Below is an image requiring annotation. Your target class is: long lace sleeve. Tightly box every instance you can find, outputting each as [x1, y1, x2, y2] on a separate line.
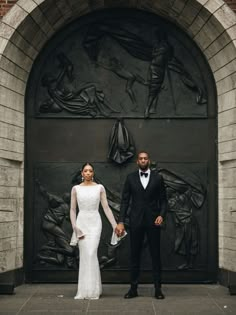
[100, 185, 117, 229]
[70, 186, 84, 245]
[70, 186, 77, 229]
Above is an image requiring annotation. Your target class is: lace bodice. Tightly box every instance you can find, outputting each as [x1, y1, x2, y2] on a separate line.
[75, 185, 101, 212]
[70, 183, 117, 231]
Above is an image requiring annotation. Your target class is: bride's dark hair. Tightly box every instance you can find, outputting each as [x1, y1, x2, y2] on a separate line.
[81, 162, 94, 171]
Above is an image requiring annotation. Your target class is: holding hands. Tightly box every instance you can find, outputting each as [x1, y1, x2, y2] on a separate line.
[154, 216, 163, 226]
[115, 223, 126, 237]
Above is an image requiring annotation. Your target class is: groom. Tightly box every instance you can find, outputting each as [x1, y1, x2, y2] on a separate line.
[115, 151, 167, 299]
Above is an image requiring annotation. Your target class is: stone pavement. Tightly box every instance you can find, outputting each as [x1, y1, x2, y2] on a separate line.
[0, 284, 235, 314]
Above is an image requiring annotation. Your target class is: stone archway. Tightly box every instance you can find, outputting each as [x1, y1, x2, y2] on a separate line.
[0, 0, 235, 284]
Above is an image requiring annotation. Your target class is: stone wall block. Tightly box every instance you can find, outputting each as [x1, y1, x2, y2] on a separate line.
[219, 248, 223, 266]
[0, 165, 20, 186]
[10, 30, 38, 60]
[219, 248, 236, 271]
[0, 221, 17, 239]
[219, 221, 236, 238]
[0, 249, 16, 272]
[214, 3, 236, 30]
[219, 236, 236, 251]
[219, 151, 236, 162]
[219, 186, 236, 198]
[2, 4, 28, 30]
[0, 186, 17, 199]
[0, 138, 24, 155]
[214, 58, 236, 82]
[30, 6, 54, 38]
[0, 211, 17, 222]
[170, 0, 186, 14]
[205, 0, 224, 14]
[194, 15, 225, 51]
[15, 246, 23, 269]
[219, 107, 236, 128]
[0, 86, 24, 113]
[189, 7, 211, 36]
[18, 168, 24, 188]
[216, 72, 236, 95]
[3, 41, 33, 73]
[177, 0, 202, 29]
[0, 198, 17, 212]
[55, 0, 74, 22]
[227, 24, 236, 40]
[16, 197, 24, 235]
[0, 122, 24, 142]
[16, 16, 48, 53]
[16, 235, 23, 249]
[219, 235, 224, 248]
[204, 30, 231, 59]
[0, 105, 24, 127]
[17, 0, 38, 14]
[219, 138, 236, 154]
[0, 145, 23, 164]
[0, 150, 23, 162]
[219, 166, 236, 187]
[218, 201, 236, 221]
[0, 158, 22, 168]
[0, 68, 26, 95]
[65, 0, 90, 18]
[0, 22, 15, 40]
[0, 55, 29, 82]
[0, 237, 16, 252]
[210, 41, 236, 72]
[0, 37, 9, 54]
[218, 89, 236, 113]
[218, 124, 236, 142]
[36, 0, 66, 31]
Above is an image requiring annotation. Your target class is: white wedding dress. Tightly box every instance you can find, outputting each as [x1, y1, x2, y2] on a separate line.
[70, 184, 117, 300]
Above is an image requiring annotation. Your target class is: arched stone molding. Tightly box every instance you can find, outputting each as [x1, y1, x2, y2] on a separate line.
[0, 0, 235, 279]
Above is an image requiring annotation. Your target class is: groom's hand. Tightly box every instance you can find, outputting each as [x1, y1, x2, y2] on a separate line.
[154, 216, 163, 226]
[115, 223, 125, 237]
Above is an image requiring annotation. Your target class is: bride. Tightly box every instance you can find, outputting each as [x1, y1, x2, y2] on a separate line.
[70, 162, 117, 299]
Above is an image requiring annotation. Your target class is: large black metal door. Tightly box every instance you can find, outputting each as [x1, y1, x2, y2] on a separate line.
[25, 9, 217, 283]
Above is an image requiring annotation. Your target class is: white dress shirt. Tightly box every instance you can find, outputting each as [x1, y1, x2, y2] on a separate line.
[139, 168, 150, 189]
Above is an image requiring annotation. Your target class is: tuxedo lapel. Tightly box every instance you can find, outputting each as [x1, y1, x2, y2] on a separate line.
[134, 171, 144, 190]
[145, 170, 153, 191]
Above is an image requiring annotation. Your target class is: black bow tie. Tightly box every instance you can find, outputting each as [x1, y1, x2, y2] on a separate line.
[140, 172, 148, 177]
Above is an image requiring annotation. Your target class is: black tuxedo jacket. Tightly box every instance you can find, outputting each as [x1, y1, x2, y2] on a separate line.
[119, 170, 167, 228]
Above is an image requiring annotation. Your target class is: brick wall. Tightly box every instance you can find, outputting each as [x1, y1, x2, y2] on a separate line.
[225, 0, 236, 12]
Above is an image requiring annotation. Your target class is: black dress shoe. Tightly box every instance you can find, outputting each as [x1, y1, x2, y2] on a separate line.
[124, 289, 138, 299]
[155, 288, 165, 299]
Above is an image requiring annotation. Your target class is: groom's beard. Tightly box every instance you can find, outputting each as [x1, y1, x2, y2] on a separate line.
[139, 165, 149, 171]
